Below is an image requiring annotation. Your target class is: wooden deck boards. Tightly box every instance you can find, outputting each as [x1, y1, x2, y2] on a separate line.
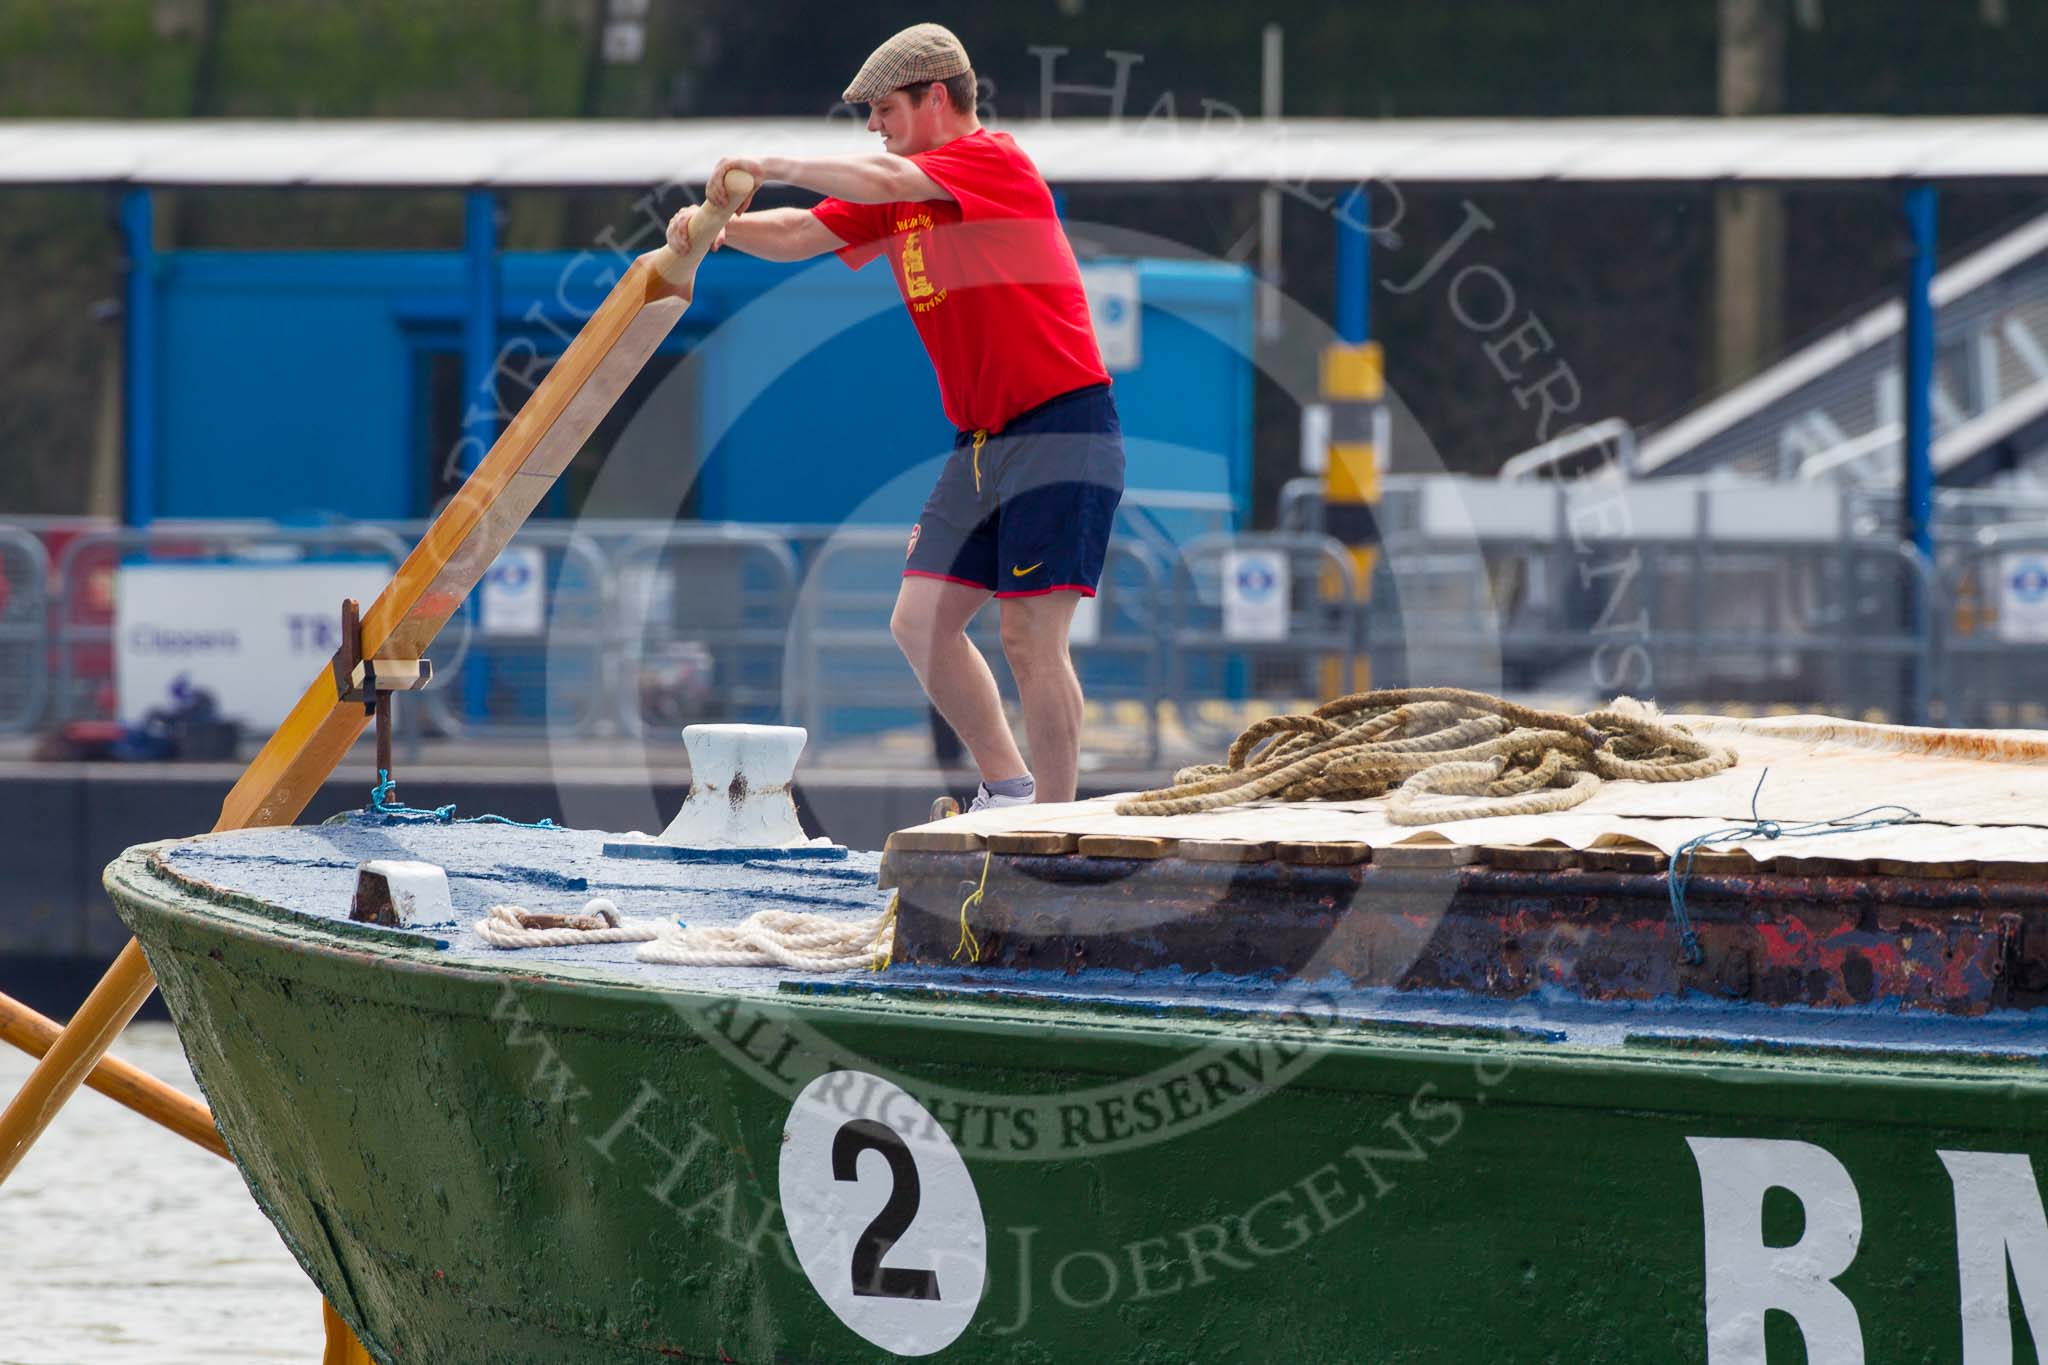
[885, 718, 2048, 882]
[878, 822, 2047, 882]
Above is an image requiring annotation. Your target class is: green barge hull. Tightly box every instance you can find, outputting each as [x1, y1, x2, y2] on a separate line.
[106, 826, 2048, 1363]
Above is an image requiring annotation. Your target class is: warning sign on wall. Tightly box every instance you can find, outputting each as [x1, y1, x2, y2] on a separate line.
[1222, 549, 1289, 642]
[1997, 553, 2048, 644]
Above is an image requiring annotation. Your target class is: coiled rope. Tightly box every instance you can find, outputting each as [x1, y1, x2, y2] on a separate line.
[1116, 688, 1737, 822]
[634, 898, 898, 972]
[474, 896, 897, 971]
[474, 899, 664, 949]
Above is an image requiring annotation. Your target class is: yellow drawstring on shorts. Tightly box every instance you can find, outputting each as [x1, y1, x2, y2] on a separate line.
[971, 429, 987, 493]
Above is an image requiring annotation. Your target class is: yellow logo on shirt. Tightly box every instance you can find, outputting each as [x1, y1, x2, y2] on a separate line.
[902, 230, 934, 299]
[895, 211, 948, 313]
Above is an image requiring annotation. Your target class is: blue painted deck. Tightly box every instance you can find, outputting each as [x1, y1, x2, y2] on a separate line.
[158, 815, 884, 995]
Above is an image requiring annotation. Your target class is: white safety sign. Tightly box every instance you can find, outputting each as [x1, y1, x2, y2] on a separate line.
[114, 561, 391, 725]
[1080, 264, 1141, 372]
[1222, 548, 1290, 642]
[779, 1070, 987, 1356]
[482, 545, 548, 638]
[1068, 592, 1101, 647]
[1997, 552, 2048, 644]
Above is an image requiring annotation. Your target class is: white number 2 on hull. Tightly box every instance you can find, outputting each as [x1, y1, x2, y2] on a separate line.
[781, 1071, 988, 1355]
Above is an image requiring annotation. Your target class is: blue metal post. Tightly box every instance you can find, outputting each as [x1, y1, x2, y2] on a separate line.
[120, 189, 158, 526]
[461, 190, 502, 469]
[1335, 185, 1370, 345]
[461, 190, 501, 725]
[1901, 183, 1938, 725]
[1902, 184, 1937, 560]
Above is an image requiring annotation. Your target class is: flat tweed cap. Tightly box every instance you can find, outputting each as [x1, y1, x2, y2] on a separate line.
[843, 23, 971, 103]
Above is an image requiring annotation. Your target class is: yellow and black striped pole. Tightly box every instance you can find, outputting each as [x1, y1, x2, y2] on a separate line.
[1322, 186, 1382, 695]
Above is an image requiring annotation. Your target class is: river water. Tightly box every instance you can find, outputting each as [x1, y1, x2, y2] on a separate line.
[0, 1022, 320, 1364]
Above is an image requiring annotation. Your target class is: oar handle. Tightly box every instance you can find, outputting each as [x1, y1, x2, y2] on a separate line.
[649, 167, 757, 290]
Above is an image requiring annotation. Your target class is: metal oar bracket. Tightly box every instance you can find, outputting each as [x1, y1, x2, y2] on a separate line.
[330, 597, 432, 786]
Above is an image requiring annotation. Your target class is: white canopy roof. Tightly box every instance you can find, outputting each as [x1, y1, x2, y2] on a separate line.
[4, 116, 2048, 189]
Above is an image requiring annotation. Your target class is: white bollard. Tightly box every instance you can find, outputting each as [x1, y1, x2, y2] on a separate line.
[658, 723, 813, 849]
[351, 860, 453, 927]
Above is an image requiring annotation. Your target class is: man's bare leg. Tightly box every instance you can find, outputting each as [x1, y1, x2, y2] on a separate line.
[891, 575, 1028, 783]
[997, 591, 1084, 803]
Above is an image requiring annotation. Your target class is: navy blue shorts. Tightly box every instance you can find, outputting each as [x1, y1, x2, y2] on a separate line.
[904, 384, 1125, 598]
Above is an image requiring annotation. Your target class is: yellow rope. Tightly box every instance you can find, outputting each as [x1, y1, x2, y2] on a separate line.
[871, 893, 900, 972]
[1116, 688, 1736, 822]
[952, 850, 991, 963]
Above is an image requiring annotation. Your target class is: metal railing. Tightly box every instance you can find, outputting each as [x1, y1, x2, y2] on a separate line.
[1074, 541, 1169, 765]
[1940, 528, 2048, 729]
[789, 530, 1173, 762]
[611, 523, 801, 739]
[411, 525, 613, 739]
[1496, 417, 1639, 483]
[1168, 532, 1362, 747]
[1368, 516, 1940, 723]
[788, 528, 928, 748]
[6, 513, 2048, 748]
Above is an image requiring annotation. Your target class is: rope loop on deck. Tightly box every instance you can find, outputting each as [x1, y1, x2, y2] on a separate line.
[371, 770, 559, 831]
[1665, 770, 1919, 965]
[634, 903, 897, 972]
[474, 900, 665, 949]
[473, 896, 899, 972]
[1115, 688, 1737, 823]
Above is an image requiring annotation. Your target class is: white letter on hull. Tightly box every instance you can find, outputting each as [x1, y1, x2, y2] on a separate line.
[1687, 1137, 1866, 1364]
[1938, 1150, 2048, 1362]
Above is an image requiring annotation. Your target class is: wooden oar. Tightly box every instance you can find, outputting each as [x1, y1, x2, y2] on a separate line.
[0, 169, 753, 1191]
[2, 175, 748, 1363]
[0, 989, 228, 1160]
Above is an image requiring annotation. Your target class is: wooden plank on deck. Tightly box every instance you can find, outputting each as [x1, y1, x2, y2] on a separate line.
[1178, 839, 1275, 863]
[1483, 842, 1578, 871]
[1580, 842, 1670, 874]
[1076, 834, 1176, 860]
[987, 831, 1081, 856]
[885, 829, 987, 854]
[1374, 838, 1480, 869]
[1273, 841, 1371, 866]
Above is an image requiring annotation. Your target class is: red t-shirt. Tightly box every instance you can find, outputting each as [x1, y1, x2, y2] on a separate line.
[810, 129, 1110, 434]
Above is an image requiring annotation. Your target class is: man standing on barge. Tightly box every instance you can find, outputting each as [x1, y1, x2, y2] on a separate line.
[666, 22, 1123, 809]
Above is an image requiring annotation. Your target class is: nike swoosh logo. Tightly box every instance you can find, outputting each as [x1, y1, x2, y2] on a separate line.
[1011, 562, 1044, 577]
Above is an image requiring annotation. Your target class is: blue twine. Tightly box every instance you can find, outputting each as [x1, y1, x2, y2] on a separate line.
[367, 770, 559, 831]
[1665, 768, 1916, 965]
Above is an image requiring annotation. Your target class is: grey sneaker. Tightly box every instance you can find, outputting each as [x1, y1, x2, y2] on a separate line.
[966, 782, 1034, 813]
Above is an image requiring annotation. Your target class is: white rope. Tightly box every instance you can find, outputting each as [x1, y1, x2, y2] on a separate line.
[634, 904, 896, 972]
[473, 895, 900, 972]
[473, 899, 666, 950]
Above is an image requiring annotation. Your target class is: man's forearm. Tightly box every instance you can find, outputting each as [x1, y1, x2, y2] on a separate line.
[719, 209, 815, 262]
[760, 153, 938, 205]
